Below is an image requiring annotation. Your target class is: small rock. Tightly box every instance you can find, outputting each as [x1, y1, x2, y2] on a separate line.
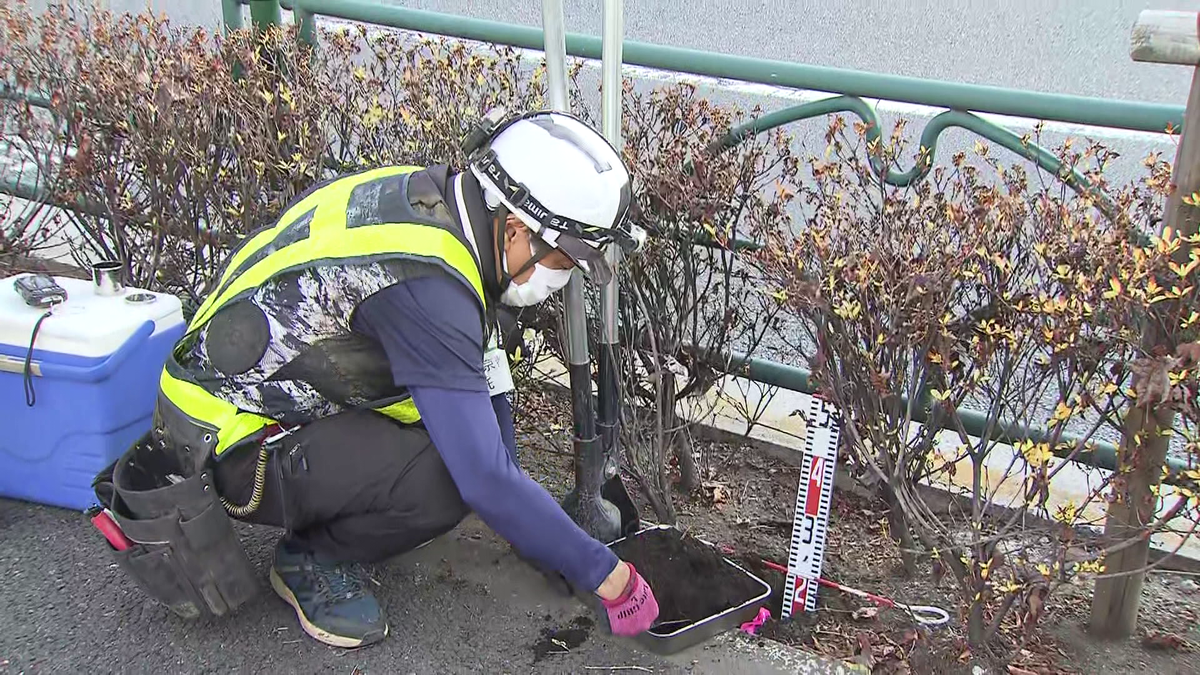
[1180, 579, 1198, 593]
[852, 606, 880, 621]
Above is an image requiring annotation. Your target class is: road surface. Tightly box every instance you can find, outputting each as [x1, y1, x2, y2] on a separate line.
[396, 0, 1194, 104]
[0, 500, 854, 674]
[51, 0, 1196, 105]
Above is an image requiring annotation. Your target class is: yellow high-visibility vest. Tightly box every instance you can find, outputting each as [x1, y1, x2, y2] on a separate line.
[157, 165, 488, 458]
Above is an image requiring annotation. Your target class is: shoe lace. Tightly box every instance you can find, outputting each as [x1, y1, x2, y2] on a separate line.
[312, 560, 368, 602]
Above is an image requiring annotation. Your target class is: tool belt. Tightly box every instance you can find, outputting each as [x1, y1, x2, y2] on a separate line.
[90, 405, 263, 620]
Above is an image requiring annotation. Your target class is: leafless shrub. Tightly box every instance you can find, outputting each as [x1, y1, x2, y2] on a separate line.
[608, 83, 797, 522]
[754, 115, 1199, 652]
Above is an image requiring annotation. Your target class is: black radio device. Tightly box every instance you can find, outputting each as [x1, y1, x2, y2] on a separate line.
[13, 274, 67, 308]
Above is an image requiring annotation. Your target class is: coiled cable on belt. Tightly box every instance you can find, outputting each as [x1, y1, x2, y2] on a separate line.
[219, 444, 270, 518]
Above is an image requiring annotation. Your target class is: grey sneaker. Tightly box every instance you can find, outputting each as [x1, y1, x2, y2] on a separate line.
[269, 539, 388, 648]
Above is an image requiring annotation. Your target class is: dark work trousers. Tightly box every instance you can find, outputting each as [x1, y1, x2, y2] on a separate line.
[212, 409, 470, 564]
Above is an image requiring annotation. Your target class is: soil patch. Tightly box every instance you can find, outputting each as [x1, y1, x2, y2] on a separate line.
[610, 527, 764, 630]
[530, 615, 594, 662]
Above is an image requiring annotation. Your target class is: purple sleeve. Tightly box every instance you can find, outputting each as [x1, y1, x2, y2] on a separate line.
[352, 277, 615, 591]
[492, 393, 518, 465]
[410, 384, 619, 593]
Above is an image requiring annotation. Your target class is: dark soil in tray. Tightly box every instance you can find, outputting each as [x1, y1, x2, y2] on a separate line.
[610, 527, 764, 629]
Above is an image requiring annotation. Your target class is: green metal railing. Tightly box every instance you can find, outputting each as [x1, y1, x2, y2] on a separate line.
[280, 0, 1181, 133]
[713, 99, 1109, 206]
[274, 0, 1181, 209]
[708, 350, 1191, 480]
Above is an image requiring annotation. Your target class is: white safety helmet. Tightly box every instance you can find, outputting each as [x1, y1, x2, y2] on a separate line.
[464, 107, 646, 285]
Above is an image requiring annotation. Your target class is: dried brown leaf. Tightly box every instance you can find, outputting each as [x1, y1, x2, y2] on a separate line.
[1130, 356, 1173, 407]
[1176, 342, 1200, 368]
[852, 631, 876, 669]
[852, 606, 880, 621]
[1141, 631, 1188, 651]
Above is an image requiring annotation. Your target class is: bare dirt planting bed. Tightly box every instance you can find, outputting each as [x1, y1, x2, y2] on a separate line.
[514, 384, 1200, 674]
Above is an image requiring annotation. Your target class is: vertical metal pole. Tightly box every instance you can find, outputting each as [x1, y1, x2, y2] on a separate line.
[296, 8, 317, 46]
[249, 0, 282, 31]
[222, 0, 248, 82]
[221, 0, 245, 33]
[540, 2, 570, 113]
[596, 0, 640, 536]
[543, 0, 620, 543]
[598, 0, 623, 426]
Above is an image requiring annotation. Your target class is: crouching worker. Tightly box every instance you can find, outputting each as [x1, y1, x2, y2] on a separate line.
[135, 109, 658, 647]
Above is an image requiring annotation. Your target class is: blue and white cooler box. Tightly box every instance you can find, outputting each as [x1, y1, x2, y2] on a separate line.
[0, 273, 185, 511]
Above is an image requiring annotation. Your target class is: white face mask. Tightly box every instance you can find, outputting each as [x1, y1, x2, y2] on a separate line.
[500, 247, 574, 307]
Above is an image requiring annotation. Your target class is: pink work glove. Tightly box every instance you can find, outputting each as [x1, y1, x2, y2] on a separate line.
[601, 563, 660, 636]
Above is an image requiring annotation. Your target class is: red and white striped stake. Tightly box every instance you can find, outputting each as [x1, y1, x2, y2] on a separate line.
[782, 395, 841, 618]
[760, 558, 949, 626]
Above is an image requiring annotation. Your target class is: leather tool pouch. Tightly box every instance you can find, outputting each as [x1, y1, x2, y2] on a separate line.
[92, 432, 259, 620]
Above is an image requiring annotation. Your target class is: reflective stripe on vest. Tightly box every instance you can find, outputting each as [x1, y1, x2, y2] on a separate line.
[190, 166, 485, 333]
[161, 165, 486, 456]
[158, 369, 275, 455]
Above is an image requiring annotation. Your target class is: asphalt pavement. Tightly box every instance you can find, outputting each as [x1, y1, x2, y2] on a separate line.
[34, 0, 1197, 188]
[0, 498, 859, 674]
[396, 0, 1194, 104]
[70, 0, 1197, 106]
[371, 0, 1191, 196]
